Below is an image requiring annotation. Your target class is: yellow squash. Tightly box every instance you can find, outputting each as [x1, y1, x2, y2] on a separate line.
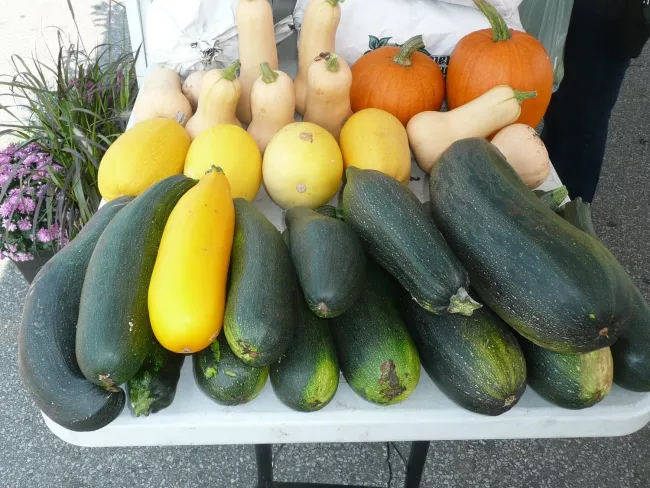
[184, 124, 262, 201]
[148, 167, 235, 354]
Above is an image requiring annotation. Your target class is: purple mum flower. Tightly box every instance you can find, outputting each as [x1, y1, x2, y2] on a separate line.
[2, 219, 17, 232]
[36, 227, 51, 243]
[17, 218, 32, 231]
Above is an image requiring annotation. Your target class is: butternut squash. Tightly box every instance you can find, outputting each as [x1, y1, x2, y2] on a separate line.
[247, 62, 296, 154]
[407, 85, 537, 174]
[182, 70, 207, 111]
[295, 0, 342, 115]
[303, 53, 352, 141]
[185, 60, 242, 141]
[236, 0, 279, 125]
[148, 166, 235, 354]
[133, 68, 192, 125]
[491, 123, 550, 189]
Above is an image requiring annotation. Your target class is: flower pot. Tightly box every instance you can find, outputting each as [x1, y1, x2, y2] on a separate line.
[14, 250, 56, 284]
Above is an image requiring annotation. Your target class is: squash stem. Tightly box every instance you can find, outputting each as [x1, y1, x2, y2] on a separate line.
[447, 288, 483, 316]
[513, 90, 538, 104]
[260, 62, 279, 84]
[325, 0, 342, 6]
[473, 0, 512, 42]
[205, 165, 224, 175]
[317, 52, 340, 72]
[392, 35, 425, 67]
[222, 59, 241, 81]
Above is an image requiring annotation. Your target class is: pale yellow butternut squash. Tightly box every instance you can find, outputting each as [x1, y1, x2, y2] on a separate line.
[295, 0, 342, 115]
[236, 0, 279, 125]
[182, 70, 207, 111]
[491, 123, 550, 188]
[303, 53, 352, 141]
[407, 85, 537, 173]
[133, 68, 193, 125]
[185, 60, 242, 141]
[247, 62, 295, 154]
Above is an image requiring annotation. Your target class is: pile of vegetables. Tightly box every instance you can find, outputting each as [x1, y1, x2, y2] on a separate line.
[17, 0, 650, 433]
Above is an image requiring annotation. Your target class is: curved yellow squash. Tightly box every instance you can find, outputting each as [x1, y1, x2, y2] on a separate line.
[148, 167, 235, 353]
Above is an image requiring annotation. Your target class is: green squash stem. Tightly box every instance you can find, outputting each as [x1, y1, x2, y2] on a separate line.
[447, 287, 483, 317]
[260, 62, 279, 84]
[514, 90, 537, 104]
[474, 0, 512, 42]
[128, 372, 156, 417]
[324, 0, 343, 6]
[317, 52, 340, 72]
[392, 35, 425, 67]
[222, 59, 241, 81]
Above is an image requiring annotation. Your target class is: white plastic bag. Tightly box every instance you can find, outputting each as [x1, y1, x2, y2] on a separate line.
[146, 0, 294, 76]
[293, 0, 523, 74]
[436, 0, 523, 22]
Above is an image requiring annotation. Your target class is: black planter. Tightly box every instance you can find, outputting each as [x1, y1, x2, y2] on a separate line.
[14, 250, 55, 284]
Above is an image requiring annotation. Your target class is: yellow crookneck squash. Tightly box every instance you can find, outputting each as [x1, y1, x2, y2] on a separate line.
[148, 167, 235, 354]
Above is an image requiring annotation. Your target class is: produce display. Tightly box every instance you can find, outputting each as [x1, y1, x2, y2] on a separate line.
[185, 60, 243, 139]
[18, 0, 650, 435]
[149, 167, 235, 354]
[446, 0, 553, 128]
[350, 35, 445, 127]
[339, 108, 411, 184]
[294, 0, 342, 115]
[304, 53, 353, 141]
[247, 63, 296, 154]
[98, 118, 190, 201]
[133, 68, 193, 125]
[235, 0, 279, 125]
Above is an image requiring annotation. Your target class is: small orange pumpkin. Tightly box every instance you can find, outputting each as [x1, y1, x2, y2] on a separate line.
[350, 35, 445, 126]
[446, 0, 553, 128]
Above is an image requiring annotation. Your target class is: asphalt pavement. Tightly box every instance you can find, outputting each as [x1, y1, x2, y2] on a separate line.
[1, 4, 649, 487]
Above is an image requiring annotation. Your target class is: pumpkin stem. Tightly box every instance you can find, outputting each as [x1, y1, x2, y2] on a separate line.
[317, 52, 340, 72]
[222, 59, 241, 81]
[260, 62, 279, 84]
[473, 0, 512, 42]
[513, 90, 537, 104]
[325, 0, 342, 6]
[392, 35, 425, 67]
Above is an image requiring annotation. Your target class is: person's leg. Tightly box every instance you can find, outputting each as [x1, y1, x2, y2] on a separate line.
[541, 0, 631, 203]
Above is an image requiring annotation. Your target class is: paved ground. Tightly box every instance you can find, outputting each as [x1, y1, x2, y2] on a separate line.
[1, 2, 650, 487]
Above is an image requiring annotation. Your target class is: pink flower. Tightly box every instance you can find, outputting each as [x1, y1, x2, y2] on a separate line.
[2, 219, 17, 232]
[17, 218, 31, 231]
[0, 202, 14, 218]
[22, 198, 36, 214]
[36, 227, 51, 243]
[6, 243, 17, 253]
[15, 252, 33, 262]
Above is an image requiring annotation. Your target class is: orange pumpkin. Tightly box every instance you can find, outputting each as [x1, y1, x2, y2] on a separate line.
[446, 0, 553, 128]
[350, 35, 445, 126]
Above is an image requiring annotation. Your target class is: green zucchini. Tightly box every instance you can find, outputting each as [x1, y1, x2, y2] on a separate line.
[18, 197, 131, 431]
[127, 338, 185, 417]
[559, 198, 650, 391]
[397, 289, 526, 416]
[76, 175, 195, 388]
[429, 138, 632, 353]
[270, 290, 340, 411]
[224, 199, 295, 366]
[193, 334, 269, 406]
[342, 167, 479, 316]
[285, 206, 366, 318]
[330, 260, 420, 405]
[518, 336, 613, 409]
[533, 185, 568, 211]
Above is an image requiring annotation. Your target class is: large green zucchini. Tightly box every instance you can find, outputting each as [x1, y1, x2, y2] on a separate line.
[285, 206, 366, 318]
[559, 198, 650, 391]
[397, 289, 526, 416]
[330, 260, 420, 405]
[429, 138, 632, 353]
[18, 197, 131, 431]
[76, 175, 195, 388]
[270, 290, 339, 412]
[193, 334, 269, 406]
[224, 199, 295, 366]
[518, 335, 612, 409]
[127, 338, 185, 417]
[342, 167, 479, 316]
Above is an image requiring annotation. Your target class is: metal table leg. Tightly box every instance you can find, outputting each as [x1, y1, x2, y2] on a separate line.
[404, 441, 430, 488]
[256, 444, 275, 488]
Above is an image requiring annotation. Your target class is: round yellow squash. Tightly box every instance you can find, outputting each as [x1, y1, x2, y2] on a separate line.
[263, 122, 343, 209]
[98, 118, 190, 201]
[148, 167, 235, 354]
[339, 108, 411, 184]
[184, 124, 262, 201]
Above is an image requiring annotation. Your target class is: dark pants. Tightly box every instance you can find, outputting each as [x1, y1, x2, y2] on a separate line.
[541, 0, 632, 203]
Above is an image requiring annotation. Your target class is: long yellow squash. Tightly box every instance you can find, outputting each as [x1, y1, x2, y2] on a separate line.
[148, 166, 235, 353]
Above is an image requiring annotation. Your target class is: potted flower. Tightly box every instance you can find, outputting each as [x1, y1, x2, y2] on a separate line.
[0, 143, 69, 282]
